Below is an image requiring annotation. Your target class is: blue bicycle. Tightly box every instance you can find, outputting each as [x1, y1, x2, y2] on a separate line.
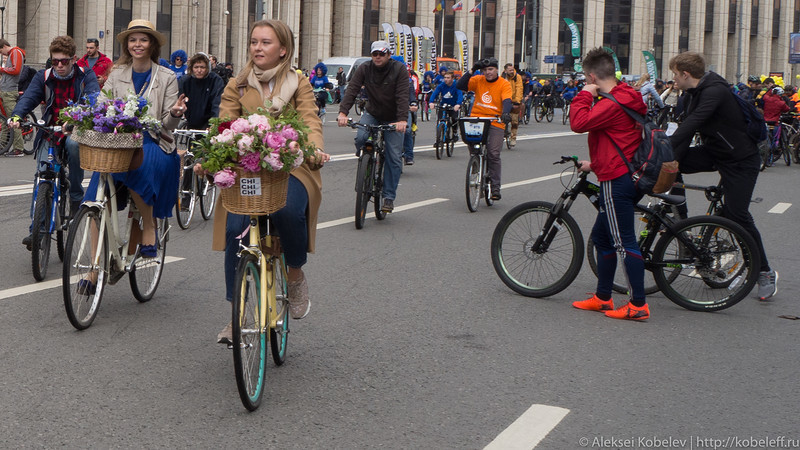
[23, 120, 73, 281]
[433, 104, 457, 159]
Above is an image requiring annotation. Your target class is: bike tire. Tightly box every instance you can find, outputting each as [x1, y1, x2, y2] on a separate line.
[790, 133, 800, 164]
[63, 206, 107, 330]
[781, 132, 791, 166]
[0, 113, 13, 155]
[31, 182, 54, 281]
[446, 125, 455, 157]
[759, 140, 770, 171]
[651, 215, 760, 312]
[270, 254, 289, 366]
[22, 112, 38, 155]
[483, 161, 494, 207]
[465, 154, 481, 212]
[232, 253, 267, 411]
[354, 153, 373, 229]
[562, 104, 569, 125]
[199, 176, 217, 220]
[534, 104, 542, 123]
[546, 107, 554, 122]
[373, 155, 386, 220]
[435, 122, 444, 160]
[56, 184, 70, 262]
[175, 159, 197, 230]
[491, 201, 584, 297]
[129, 218, 168, 302]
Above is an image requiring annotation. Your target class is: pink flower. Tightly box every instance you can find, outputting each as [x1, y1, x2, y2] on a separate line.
[280, 126, 298, 141]
[212, 128, 235, 144]
[230, 118, 252, 134]
[263, 152, 284, 171]
[237, 134, 254, 154]
[248, 114, 270, 130]
[239, 151, 262, 172]
[213, 168, 237, 189]
[265, 132, 286, 150]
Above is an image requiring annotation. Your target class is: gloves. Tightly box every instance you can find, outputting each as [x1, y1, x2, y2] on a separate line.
[501, 113, 512, 124]
[471, 61, 485, 73]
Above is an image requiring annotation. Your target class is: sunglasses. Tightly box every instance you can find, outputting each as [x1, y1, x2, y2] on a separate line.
[371, 51, 388, 57]
[52, 58, 73, 66]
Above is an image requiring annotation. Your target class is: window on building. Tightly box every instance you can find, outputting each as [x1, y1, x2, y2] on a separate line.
[559, 0, 584, 73]
[796, 0, 800, 33]
[653, 0, 665, 74]
[399, 0, 417, 27]
[604, 0, 631, 72]
[705, 0, 715, 32]
[113, 0, 133, 60]
[773, 0, 781, 38]
[156, 0, 173, 61]
[729, 0, 737, 33]
[679, 0, 690, 52]
[362, 0, 381, 55]
[751, 0, 759, 36]
[473, 0, 497, 59]
[514, 0, 535, 68]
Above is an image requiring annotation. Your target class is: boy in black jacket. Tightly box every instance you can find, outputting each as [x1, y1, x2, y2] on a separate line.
[668, 51, 777, 301]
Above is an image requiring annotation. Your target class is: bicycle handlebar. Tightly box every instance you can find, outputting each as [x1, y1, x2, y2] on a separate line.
[553, 155, 580, 166]
[21, 120, 63, 134]
[173, 129, 209, 136]
[346, 118, 396, 131]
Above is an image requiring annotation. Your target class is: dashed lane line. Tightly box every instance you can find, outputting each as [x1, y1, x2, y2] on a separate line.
[484, 403, 570, 450]
[768, 202, 791, 214]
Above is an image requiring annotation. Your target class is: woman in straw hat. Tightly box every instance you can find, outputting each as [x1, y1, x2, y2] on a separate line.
[83, 20, 185, 265]
[210, 19, 330, 344]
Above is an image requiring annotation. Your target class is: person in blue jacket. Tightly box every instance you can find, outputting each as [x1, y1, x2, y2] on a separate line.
[432, 66, 447, 87]
[309, 62, 334, 113]
[169, 49, 188, 78]
[428, 70, 463, 140]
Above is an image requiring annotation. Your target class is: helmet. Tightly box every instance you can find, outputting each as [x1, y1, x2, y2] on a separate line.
[773, 87, 784, 95]
[747, 75, 759, 82]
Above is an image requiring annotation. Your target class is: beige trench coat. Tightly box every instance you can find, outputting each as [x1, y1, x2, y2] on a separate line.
[211, 73, 324, 253]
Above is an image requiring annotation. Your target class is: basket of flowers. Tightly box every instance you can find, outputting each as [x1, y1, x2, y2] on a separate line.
[60, 91, 160, 173]
[195, 105, 316, 215]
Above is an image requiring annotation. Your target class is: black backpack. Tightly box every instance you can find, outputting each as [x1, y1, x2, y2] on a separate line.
[599, 92, 679, 195]
[17, 65, 37, 93]
[730, 88, 768, 143]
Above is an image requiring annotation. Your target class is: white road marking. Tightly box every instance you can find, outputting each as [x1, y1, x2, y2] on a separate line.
[0, 256, 184, 301]
[768, 202, 791, 214]
[318, 198, 449, 229]
[484, 403, 570, 450]
[329, 131, 577, 162]
[0, 180, 91, 198]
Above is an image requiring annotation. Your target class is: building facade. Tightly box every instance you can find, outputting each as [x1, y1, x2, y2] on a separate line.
[4, 0, 800, 82]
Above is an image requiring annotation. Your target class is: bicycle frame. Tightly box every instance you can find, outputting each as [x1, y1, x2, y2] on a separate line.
[238, 217, 285, 334]
[30, 126, 67, 235]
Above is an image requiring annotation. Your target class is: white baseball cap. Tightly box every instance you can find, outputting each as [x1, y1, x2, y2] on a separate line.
[370, 41, 391, 54]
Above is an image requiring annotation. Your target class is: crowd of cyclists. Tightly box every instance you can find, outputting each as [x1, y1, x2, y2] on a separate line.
[0, 20, 783, 343]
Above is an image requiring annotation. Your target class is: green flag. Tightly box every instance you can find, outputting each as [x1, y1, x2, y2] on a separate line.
[603, 46, 622, 79]
[642, 51, 658, 81]
[564, 18, 581, 58]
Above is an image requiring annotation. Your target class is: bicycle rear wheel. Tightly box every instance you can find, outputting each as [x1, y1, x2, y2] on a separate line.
[446, 125, 455, 157]
[435, 122, 444, 160]
[491, 201, 584, 297]
[22, 112, 38, 155]
[781, 132, 791, 166]
[354, 153, 373, 229]
[63, 206, 107, 330]
[270, 254, 289, 366]
[232, 253, 266, 411]
[129, 218, 168, 302]
[373, 156, 386, 220]
[199, 175, 217, 220]
[31, 183, 54, 281]
[652, 215, 760, 312]
[546, 106, 554, 122]
[483, 161, 494, 207]
[562, 104, 570, 125]
[465, 154, 481, 212]
[534, 104, 543, 123]
[175, 160, 197, 230]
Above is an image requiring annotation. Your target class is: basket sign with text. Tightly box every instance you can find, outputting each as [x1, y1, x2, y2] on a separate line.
[239, 177, 261, 196]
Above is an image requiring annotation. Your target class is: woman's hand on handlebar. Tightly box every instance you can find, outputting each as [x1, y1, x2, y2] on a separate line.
[307, 149, 331, 170]
[193, 162, 208, 176]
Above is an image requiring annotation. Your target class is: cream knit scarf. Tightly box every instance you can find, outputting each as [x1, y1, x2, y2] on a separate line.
[248, 65, 299, 115]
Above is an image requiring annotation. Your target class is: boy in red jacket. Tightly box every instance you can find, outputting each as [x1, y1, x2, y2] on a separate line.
[569, 48, 650, 321]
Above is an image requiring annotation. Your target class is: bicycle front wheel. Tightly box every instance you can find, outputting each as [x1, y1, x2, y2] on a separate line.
[435, 122, 444, 159]
[491, 201, 584, 297]
[56, 185, 70, 262]
[63, 206, 107, 330]
[354, 153, 373, 229]
[446, 125, 455, 157]
[175, 162, 197, 230]
[465, 154, 481, 212]
[199, 176, 217, 220]
[534, 104, 543, 123]
[232, 253, 267, 411]
[31, 183, 54, 281]
[129, 218, 168, 302]
[759, 140, 770, 171]
[652, 215, 760, 312]
[546, 106, 554, 122]
[781, 132, 792, 166]
[373, 156, 386, 220]
[562, 104, 570, 125]
[270, 255, 290, 366]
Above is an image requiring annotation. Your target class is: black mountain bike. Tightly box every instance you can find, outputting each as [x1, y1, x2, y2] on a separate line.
[349, 119, 396, 229]
[460, 116, 498, 212]
[490, 156, 761, 312]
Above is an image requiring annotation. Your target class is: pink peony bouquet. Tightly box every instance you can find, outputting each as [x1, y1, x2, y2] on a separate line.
[196, 106, 316, 189]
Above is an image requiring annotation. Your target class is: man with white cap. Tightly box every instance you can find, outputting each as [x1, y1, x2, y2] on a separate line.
[338, 40, 410, 213]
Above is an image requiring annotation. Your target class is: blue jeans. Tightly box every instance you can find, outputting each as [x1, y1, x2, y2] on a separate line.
[403, 112, 414, 161]
[224, 175, 309, 301]
[591, 174, 646, 306]
[354, 111, 404, 201]
[29, 136, 83, 220]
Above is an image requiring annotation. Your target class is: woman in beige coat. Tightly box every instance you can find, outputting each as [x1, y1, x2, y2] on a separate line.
[212, 20, 329, 343]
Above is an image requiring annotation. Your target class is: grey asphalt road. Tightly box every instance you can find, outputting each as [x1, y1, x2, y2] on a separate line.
[1, 112, 798, 449]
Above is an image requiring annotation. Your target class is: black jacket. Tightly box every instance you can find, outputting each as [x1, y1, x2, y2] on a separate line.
[670, 71, 758, 163]
[179, 72, 225, 129]
[339, 59, 409, 122]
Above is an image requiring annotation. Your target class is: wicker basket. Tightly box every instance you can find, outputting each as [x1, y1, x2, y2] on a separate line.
[74, 130, 142, 173]
[220, 168, 290, 215]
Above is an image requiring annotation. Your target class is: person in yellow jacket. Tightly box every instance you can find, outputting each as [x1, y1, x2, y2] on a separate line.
[502, 63, 524, 147]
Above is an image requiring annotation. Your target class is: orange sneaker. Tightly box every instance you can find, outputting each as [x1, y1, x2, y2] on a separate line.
[604, 302, 650, 321]
[572, 294, 614, 312]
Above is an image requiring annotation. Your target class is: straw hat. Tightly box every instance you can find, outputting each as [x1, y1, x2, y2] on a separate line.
[116, 19, 167, 47]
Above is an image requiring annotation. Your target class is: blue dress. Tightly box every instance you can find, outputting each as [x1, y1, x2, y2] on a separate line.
[84, 69, 180, 218]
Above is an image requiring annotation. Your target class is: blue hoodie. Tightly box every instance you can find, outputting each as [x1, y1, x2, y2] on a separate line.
[169, 49, 188, 79]
[310, 62, 332, 90]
